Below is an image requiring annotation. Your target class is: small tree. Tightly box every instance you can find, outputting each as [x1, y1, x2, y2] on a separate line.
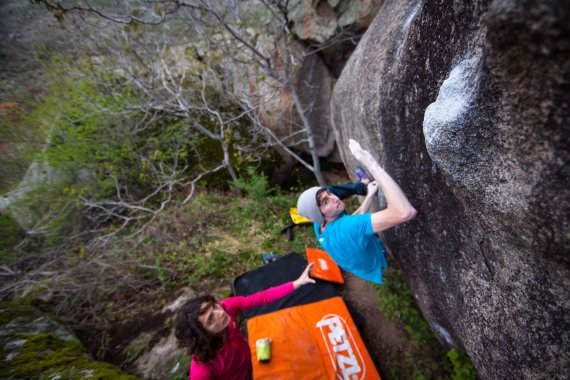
[24, 53, 250, 245]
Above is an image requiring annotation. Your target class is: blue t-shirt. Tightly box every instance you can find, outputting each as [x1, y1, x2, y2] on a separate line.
[314, 213, 387, 284]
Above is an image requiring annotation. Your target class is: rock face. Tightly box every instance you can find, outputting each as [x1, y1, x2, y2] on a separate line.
[0, 161, 90, 230]
[331, 0, 569, 379]
[0, 302, 140, 379]
[287, 0, 384, 76]
[255, 41, 336, 159]
[131, 288, 195, 380]
[241, 0, 386, 181]
[288, 0, 383, 44]
[0, 161, 62, 228]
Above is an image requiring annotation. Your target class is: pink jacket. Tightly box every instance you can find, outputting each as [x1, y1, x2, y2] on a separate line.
[189, 282, 295, 380]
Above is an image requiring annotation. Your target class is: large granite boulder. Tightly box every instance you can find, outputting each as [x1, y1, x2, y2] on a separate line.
[330, 0, 569, 379]
[256, 47, 340, 182]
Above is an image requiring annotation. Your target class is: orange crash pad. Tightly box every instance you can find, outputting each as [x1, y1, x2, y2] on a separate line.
[248, 296, 381, 380]
[306, 247, 344, 284]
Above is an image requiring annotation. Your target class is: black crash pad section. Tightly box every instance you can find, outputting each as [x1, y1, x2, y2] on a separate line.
[234, 252, 339, 319]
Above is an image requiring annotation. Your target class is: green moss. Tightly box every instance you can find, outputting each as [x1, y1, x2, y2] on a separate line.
[2, 333, 141, 379]
[0, 301, 141, 380]
[0, 302, 38, 325]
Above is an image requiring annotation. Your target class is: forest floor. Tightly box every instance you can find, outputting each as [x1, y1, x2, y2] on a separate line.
[343, 271, 409, 378]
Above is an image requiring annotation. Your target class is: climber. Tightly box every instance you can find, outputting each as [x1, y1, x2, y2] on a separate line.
[297, 139, 417, 284]
[174, 263, 315, 380]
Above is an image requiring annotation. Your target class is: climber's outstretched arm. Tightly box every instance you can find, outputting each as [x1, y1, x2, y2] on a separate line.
[348, 139, 417, 232]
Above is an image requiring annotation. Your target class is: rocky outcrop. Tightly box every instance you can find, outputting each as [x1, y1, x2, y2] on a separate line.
[131, 288, 196, 380]
[0, 161, 64, 229]
[288, 0, 383, 43]
[0, 302, 140, 379]
[235, 38, 339, 183]
[287, 0, 384, 76]
[0, 161, 93, 230]
[331, 0, 569, 379]
[255, 41, 336, 154]
[236, 0, 386, 180]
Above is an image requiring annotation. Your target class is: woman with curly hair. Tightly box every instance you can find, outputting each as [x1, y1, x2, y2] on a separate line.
[175, 263, 315, 380]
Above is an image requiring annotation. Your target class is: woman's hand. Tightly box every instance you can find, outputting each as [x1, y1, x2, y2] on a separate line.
[293, 263, 316, 289]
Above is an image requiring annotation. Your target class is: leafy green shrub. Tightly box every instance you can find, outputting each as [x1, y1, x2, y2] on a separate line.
[31, 61, 154, 201]
[447, 348, 477, 380]
[234, 167, 275, 200]
[13, 56, 197, 243]
[188, 249, 235, 283]
[18, 52, 272, 245]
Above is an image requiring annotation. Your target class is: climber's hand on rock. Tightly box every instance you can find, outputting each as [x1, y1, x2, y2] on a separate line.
[367, 181, 379, 195]
[349, 139, 374, 164]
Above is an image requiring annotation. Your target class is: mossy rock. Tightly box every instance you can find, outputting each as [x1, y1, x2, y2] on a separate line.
[0, 301, 140, 379]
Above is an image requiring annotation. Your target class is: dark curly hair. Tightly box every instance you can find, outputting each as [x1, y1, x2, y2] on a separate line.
[175, 295, 225, 363]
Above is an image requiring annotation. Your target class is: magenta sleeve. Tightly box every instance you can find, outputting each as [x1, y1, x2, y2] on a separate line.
[223, 282, 295, 314]
[189, 360, 212, 380]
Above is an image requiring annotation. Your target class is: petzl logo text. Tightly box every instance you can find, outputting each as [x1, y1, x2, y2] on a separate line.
[316, 314, 366, 380]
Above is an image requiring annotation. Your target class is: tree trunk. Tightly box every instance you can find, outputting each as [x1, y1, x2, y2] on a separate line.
[288, 83, 325, 186]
